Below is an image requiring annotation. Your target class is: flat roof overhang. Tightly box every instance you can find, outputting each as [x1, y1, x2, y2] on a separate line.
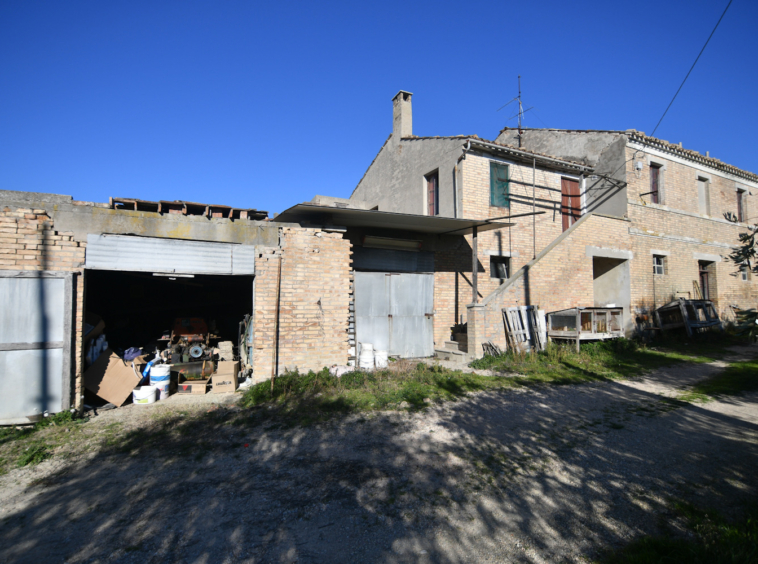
[274, 204, 515, 235]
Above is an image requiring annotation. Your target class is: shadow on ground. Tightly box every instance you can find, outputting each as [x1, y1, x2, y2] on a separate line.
[2, 366, 758, 563]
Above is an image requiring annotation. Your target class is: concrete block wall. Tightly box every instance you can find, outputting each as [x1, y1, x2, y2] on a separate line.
[252, 227, 351, 381]
[0, 205, 86, 409]
[467, 214, 631, 356]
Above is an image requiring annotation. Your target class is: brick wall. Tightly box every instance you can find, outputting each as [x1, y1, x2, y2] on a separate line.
[0, 205, 86, 409]
[432, 154, 571, 347]
[252, 227, 351, 380]
[628, 203, 758, 322]
[467, 214, 631, 356]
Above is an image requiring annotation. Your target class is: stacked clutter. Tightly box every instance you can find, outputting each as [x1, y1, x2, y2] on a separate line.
[216, 341, 234, 361]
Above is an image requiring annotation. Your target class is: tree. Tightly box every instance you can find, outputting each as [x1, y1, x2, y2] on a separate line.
[725, 213, 758, 341]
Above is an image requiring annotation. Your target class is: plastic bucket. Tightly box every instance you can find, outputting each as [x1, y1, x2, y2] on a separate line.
[359, 349, 374, 370]
[150, 364, 171, 383]
[132, 386, 157, 405]
[153, 380, 170, 400]
[374, 350, 389, 369]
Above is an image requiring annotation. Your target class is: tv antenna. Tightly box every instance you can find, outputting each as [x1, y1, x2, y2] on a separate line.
[497, 75, 534, 147]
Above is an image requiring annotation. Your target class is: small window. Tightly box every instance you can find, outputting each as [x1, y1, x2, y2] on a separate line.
[741, 264, 750, 282]
[653, 255, 665, 275]
[650, 164, 661, 204]
[489, 162, 509, 207]
[737, 189, 747, 223]
[426, 171, 439, 216]
[490, 256, 510, 279]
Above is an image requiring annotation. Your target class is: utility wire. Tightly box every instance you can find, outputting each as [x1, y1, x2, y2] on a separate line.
[650, 0, 733, 137]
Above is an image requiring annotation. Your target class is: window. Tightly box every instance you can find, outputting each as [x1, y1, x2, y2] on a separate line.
[737, 189, 747, 223]
[490, 256, 510, 279]
[653, 255, 665, 275]
[741, 263, 750, 282]
[697, 177, 710, 215]
[650, 164, 661, 204]
[426, 171, 439, 216]
[489, 162, 509, 207]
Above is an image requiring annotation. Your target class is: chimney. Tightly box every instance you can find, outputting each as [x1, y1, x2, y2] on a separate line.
[392, 90, 413, 139]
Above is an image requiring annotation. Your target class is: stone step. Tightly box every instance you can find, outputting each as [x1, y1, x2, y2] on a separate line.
[444, 340, 468, 352]
[434, 348, 465, 361]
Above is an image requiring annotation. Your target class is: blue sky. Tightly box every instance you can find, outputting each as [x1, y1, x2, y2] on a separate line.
[1, 0, 755, 215]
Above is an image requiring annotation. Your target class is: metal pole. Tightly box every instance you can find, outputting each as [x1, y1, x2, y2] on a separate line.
[532, 158, 536, 259]
[472, 226, 478, 303]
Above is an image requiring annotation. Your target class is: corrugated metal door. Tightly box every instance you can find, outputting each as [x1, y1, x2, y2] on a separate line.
[0, 272, 73, 425]
[85, 234, 255, 275]
[354, 272, 434, 358]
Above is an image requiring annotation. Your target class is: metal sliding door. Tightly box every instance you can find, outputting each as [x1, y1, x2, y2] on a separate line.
[0, 271, 73, 425]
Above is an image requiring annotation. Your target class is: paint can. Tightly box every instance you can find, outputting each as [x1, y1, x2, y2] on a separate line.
[132, 386, 157, 405]
[374, 350, 388, 369]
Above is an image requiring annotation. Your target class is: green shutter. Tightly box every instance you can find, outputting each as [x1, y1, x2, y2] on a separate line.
[489, 162, 509, 208]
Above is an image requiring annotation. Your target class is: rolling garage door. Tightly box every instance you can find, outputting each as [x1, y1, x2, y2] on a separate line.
[0, 272, 73, 425]
[85, 234, 256, 275]
[354, 272, 434, 358]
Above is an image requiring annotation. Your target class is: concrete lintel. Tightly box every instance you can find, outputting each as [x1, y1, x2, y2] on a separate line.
[693, 252, 722, 263]
[585, 246, 633, 260]
[649, 249, 670, 256]
[484, 250, 519, 257]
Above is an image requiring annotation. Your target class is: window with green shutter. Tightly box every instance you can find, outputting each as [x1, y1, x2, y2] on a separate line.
[490, 162, 509, 207]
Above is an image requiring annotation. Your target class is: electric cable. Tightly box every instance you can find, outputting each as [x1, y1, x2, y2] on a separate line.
[650, 0, 733, 137]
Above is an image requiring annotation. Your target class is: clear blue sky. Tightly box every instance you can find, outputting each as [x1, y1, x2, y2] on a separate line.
[1, 0, 755, 215]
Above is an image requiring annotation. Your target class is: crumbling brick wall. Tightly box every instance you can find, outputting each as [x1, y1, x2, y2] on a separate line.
[467, 214, 631, 356]
[252, 227, 351, 381]
[0, 205, 86, 409]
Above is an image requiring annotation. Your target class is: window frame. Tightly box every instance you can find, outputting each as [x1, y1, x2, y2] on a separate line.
[650, 164, 661, 204]
[737, 188, 747, 223]
[489, 255, 510, 280]
[425, 170, 439, 216]
[740, 263, 750, 282]
[646, 158, 666, 204]
[489, 161, 510, 208]
[653, 255, 666, 276]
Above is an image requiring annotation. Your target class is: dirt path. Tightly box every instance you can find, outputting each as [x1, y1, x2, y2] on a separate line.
[1, 347, 757, 563]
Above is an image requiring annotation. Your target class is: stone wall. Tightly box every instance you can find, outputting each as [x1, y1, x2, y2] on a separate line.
[0, 205, 86, 409]
[252, 227, 351, 380]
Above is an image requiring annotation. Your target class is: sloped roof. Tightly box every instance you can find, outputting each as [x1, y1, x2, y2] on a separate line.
[497, 127, 758, 183]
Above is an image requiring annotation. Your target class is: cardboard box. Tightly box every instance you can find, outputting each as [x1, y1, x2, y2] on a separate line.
[83, 349, 141, 406]
[211, 372, 238, 394]
[176, 380, 209, 395]
[215, 360, 238, 374]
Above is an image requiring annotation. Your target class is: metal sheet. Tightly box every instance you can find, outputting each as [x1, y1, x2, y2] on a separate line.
[0, 349, 63, 422]
[86, 234, 255, 275]
[354, 272, 434, 359]
[352, 248, 433, 273]
[389, 274, 434, 357]
[232, 245, 257, 275]
[0, 278, 65, 344]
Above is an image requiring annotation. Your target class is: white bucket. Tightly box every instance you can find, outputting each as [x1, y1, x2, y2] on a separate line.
[359, 349, 374, 370]
[360, 343, 373, 352]
[374, 350, 389, 369]
[153, 380, 170, 400]
[150, 364, 171, 383]
[132, 386, 157, 405]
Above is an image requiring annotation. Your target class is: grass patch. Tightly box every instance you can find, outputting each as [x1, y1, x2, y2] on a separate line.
[0, 411, 84, 473]
[602, 502, 758, 563]
[238, 338, 707, 424]
[689, 358, 758, 399]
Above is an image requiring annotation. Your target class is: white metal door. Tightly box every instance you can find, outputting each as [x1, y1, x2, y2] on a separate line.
[354, 272, 434, 358]
[0, 272, 73, 424]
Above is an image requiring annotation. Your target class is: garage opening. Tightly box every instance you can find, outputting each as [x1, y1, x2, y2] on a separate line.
[85, 270, 252, 354]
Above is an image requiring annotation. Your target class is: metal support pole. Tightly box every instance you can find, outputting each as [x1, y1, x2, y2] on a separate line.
[472, 226, 478, 303]
[532, 158, 536, 259]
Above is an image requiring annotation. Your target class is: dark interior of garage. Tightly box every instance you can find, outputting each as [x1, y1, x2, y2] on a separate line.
[85, 270, 253, 356]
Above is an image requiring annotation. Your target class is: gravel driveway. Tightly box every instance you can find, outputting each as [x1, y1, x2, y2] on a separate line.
[1, 346, 757, 563]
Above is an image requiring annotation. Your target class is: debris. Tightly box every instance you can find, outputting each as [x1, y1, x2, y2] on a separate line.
[654, 299, 722, 336]
[83, 350, 142, 406]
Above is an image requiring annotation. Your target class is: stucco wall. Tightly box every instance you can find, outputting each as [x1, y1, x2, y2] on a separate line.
[350, 137, 465, 217]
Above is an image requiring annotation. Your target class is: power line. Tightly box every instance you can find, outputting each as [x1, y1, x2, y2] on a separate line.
[650, 0, 733, 137]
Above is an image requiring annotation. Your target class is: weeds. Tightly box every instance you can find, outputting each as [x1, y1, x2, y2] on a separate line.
[689, 358, 758, 399]
[0, 411, 83, 472]
[17, 444, 51, 467]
